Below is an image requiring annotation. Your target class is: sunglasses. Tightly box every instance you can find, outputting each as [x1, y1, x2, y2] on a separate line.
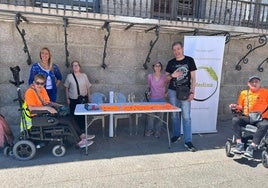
[249, 79, 260, 84]
[35, 81, 45, 86]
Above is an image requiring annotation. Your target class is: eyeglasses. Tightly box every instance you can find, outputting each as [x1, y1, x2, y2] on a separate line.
[35, 81, 45, 86]
[154, 65, 161, 67]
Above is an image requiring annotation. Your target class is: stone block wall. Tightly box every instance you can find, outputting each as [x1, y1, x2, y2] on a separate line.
[0, 18, 267, 130]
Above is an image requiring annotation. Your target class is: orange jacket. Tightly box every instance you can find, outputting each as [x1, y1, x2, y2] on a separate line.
[237, 88, 268, 118]
[24, 86, 50, 107]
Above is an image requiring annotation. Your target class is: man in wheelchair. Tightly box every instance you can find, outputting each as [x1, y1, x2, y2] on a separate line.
[229, 76, 268, 158]
[25, 74, 94, 148]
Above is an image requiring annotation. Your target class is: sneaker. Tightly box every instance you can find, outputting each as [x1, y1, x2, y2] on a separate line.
[184, 142, 196, 152]
[80, 133, 95, 140]
[154, 131, 160, 138]
[145, 130, 154, 137]
[233, 143, 244, 154]
[171, 136, 181, 143]
[77, 139, 94, 148]
[244, 145, 254, 158]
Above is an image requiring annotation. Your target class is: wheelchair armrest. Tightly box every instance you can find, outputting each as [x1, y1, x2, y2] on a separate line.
[242, 124, 258, 133]
[31, 110, 52, 116]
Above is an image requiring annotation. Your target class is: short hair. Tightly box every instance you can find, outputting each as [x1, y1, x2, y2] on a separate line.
[34, 74, 46, 82]
[172, 41, 184, 49]
[71, 60, 81, 67]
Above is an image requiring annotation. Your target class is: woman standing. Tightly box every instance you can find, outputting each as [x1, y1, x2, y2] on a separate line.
[145, 62, 168, 138]
[28, 47, 62, 102]
[64, 60, 91, 131]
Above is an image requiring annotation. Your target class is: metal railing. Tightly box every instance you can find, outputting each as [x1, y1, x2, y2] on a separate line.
[0, 0, 267, 30]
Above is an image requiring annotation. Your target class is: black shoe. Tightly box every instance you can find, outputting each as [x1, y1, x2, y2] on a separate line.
[171, 136, 181, 143]
[184, 142, 196, 152]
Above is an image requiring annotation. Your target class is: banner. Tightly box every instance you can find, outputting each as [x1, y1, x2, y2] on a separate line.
[184, 36, 226, 133]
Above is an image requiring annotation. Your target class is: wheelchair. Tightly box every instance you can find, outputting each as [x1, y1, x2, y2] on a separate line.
[225, 109, 268, 168]
[4, 66, 74, 160]
[15, 115, 72, 160]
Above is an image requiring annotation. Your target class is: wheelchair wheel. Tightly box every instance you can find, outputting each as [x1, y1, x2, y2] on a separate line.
[3, 146, 13, 156]
[261, 150, 268, 168]
[13, 140, 36, 161]
[52, 145, 66, 157]
[225, 140, 234, 157]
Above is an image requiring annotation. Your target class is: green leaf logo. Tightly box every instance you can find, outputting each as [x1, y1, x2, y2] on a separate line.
[198, 66, 218, 81]
[194, 66, 219, 102]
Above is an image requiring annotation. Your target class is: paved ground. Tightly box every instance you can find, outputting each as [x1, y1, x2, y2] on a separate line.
[0, 118, 268, 188]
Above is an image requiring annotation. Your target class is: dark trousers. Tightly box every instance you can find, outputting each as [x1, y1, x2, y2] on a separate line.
[58, 116, 82, 142]
[232, 115, 268, 145]
[69, 98, 86, 132]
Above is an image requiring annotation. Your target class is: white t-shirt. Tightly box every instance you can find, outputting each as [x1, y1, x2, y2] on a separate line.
[46, 74, 53, 89]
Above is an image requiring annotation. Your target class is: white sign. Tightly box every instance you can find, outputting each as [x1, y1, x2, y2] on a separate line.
[184, 36, 226, 133]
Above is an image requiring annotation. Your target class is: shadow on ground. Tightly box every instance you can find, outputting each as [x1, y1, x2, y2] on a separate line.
[0, 118, 257, 169]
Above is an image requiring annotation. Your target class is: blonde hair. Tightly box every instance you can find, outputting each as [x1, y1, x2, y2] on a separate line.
[39, 47, 53, 70]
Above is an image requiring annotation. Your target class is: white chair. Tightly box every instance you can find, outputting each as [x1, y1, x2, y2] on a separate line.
[90, 92, 106, 137]
[113, 92, 132, 137]
[113, 92, 142, 136]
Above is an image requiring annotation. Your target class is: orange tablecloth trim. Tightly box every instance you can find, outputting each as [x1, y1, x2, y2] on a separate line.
[100, 103, 177, 112]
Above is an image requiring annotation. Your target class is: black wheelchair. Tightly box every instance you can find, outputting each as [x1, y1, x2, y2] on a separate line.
[4, 66, 73, 160]
[225, 109, 268, 168]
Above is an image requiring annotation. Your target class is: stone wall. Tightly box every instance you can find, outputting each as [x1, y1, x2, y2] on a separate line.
[0, 18, 267, 130]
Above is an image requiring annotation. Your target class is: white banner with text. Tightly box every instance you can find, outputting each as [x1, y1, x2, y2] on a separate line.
[184, 36, 226, 133]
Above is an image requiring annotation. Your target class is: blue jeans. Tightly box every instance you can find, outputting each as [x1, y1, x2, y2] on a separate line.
[168, 89, 192, 143]
[147, 98, 165, 132]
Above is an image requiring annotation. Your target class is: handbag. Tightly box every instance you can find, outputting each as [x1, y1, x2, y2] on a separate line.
[176, 85, 190, 100]
[248, 112, 263, 124]
[53, 105, 70, 117]
[72, 73, 88, 104]
[144, 87, 150, 102]
[247, 90, 268, 124]
[77, 95, 88, 104]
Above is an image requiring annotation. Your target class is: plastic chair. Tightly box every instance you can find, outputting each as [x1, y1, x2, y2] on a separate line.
[113, 92, 132, 137]
[90, 92, 107, 137]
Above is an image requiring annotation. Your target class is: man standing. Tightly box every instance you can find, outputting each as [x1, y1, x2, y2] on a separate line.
[166, 41, 197, 152]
